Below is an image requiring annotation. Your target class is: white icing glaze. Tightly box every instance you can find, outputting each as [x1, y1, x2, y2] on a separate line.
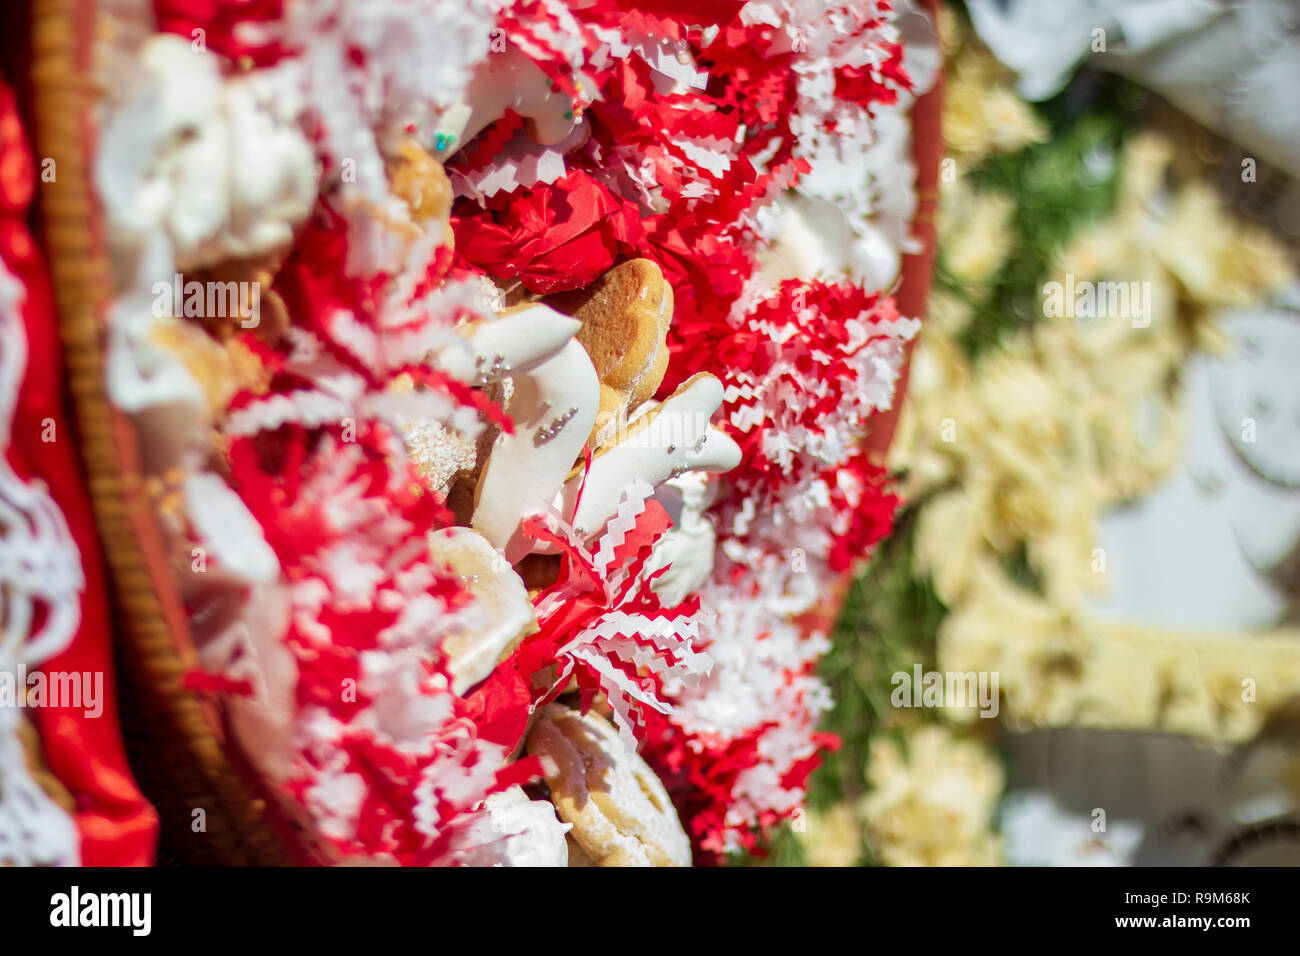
[473, 340, 599, 562]
[559, 374, 741, 541]
[436, 304, 581, 384]
[483, 786, 571, 866]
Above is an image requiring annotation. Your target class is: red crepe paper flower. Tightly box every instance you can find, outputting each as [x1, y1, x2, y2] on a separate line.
[452, 170, 648, 295]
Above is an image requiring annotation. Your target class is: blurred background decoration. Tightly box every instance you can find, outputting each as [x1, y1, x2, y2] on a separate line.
[756, 0, 1300, 867]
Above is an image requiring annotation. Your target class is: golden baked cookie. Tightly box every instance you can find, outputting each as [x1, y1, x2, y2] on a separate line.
[565, 835, 596, 867]
[148, 317, 238, 415]
[428, 527, 537, 694]
[387, 138, 454, 249]
[546, 258, 673, 447]
[149, 317, 271, 418]
[394, 371, 502, 506]
[525, 703, 691, 867]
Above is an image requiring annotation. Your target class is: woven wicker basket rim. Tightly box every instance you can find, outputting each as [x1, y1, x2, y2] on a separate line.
[30, 0, 295, 865]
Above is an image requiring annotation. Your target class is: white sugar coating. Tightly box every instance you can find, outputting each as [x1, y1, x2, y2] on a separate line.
[443, 47, 579, 157]
[403, 418, 479, 495]
[444, 785, 571, 866]
[433, 305, 581, 385]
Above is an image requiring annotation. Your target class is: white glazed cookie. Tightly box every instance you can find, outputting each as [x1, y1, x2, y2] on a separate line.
[483, 786, 570, 866]
[525, 703, 691, 867]
[400, 303, 582, 502]
[403, 416, 481, 498]
[760, 194, 901, 294]
[558, 373, 741, 541]
[472, 339, 599, 562]
[435, 303, 582, 386]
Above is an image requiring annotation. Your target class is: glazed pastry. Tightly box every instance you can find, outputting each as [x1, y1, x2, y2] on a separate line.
[434, 304, 582, 386]
[96, 34, 317, 272]
[387, 139, 455, 229]
[645, 471, 718, 606]
[558, 373, 741, 541]
[525, 704, 691, 867]
[472, 339, 600, 562]
[435, 47, 582, 158]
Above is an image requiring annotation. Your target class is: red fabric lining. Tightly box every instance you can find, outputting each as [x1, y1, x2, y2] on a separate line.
[1, 80, 158, 866]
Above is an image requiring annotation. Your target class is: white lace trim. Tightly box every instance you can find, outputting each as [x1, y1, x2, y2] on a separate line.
[0, 260, 84, 867]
